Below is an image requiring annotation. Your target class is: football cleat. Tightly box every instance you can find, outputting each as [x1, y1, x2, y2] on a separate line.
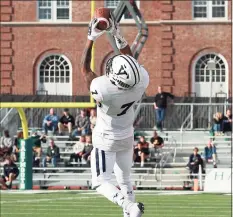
[129, 202, 144, 217]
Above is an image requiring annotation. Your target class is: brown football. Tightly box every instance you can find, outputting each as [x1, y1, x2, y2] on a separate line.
[95, 7, 111, 30]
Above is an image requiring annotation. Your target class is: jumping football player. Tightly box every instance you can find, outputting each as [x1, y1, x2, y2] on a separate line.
[81, 16, 149, 217]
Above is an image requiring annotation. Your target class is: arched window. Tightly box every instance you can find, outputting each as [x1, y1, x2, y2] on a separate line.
[195, 54, 226, 83]
[193, 53, 228, 97]
[38, 54, 72, 95]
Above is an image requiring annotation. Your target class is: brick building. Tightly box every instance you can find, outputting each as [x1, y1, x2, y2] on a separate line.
[0, 0, 232, 99]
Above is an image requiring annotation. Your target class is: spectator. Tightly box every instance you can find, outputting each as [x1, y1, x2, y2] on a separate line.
[89, 109, 97, 132]
[72, 109, 90, 137]
[212, 112, 223, 135]
[0, 130, 13, 159]
[69, 135, 86, 166]
[204, 141, 217, 168]
[12, 131, 23, 162]
[223, 109, 232, 133]
[187, 147, 203, 178]
[58, 108, 75, 136]
[30, 129, 46, 161]
[149, 133, 164, 161]
[82, 135, 93, 165]
[42, 108, 59, 135]
[150, 130, 158, 146]
[0, 155, 19, 189]
[42, 138, 60, 168]
[154, 86, 174, 131]
[134, 136, 150, 167]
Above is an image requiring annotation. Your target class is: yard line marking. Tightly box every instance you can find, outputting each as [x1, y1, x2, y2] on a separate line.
[1, 209, 230, 212]
[1, 213, 230, 217]
[0, 195, 102, 204]
[1, 204, 230, 209]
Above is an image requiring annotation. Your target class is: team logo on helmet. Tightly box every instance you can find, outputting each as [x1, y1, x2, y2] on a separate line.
[105, 55, 141, 90]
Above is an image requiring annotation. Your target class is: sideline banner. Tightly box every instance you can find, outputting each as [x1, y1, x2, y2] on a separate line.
[204, 168, 232, 193]
[19, 139, 33, 190]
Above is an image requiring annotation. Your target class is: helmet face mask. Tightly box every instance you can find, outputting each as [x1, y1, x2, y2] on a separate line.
[105, 55, 140, 90]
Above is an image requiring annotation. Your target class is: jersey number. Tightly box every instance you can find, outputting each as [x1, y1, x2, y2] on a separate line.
[117, 101, 135, 116]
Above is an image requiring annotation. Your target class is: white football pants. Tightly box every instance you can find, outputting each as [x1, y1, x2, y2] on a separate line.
[91, 134, 135, 203]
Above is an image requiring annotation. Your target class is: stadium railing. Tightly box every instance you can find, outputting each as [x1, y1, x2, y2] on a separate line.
[133, 102, 230, 130]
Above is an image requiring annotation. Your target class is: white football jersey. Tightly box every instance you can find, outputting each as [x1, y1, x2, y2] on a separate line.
[90, 66, 149, 140]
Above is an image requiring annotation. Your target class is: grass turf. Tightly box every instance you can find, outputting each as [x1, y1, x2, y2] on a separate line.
[0, 191, 231, 217]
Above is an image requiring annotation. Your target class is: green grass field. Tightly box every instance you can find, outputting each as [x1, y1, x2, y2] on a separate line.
[0, 191, 231, 217]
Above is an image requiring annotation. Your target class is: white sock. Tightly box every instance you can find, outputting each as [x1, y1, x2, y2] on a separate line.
[140, 161, 144, 167]
[119, 182, 135, 215]
[96, 182, 134, 212]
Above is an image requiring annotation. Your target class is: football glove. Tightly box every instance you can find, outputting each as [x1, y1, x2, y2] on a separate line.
[88, 18, 105, 41]
[107, 12, 128, 49]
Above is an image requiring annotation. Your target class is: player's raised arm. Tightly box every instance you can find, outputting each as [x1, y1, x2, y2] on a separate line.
[107, 13, 133, 57]
[81, 18, 105, 90]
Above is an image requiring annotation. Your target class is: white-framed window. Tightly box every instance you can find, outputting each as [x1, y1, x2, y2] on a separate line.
[105, 0, 140, 21]
[193, 0, 227, 20]
[37, 54, 72, 95]
[38, 0, 72, 22]
[195, 54, 226, 83]
[39, 55, 70, 84]
[192, 53, 228, 97]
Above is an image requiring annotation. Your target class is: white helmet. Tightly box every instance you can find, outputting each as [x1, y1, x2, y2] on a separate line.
[105, 55, 141, 90]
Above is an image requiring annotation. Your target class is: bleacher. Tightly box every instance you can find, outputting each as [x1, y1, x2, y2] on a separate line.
[1, 128, 231, 190]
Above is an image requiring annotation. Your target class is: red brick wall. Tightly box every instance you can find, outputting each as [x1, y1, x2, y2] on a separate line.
[1, 0, 232, 97]
[173, 24, 231, 96]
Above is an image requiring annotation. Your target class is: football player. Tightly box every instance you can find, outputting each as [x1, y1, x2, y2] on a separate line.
[81, 16, 149, 217]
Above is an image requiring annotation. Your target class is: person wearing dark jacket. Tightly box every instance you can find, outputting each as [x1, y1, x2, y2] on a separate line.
[223, 109, 232, 133]
[187, 147, 203, 177]
[0, 156, 19, 189]
[42, 138, 60, 167]
[58, 108, 75, 136]
[154, 86, 174, 131]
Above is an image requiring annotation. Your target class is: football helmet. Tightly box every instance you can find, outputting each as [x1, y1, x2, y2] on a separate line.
[106, 55, 141, 89]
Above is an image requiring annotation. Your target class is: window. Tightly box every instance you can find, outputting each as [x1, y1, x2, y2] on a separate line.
[105, 0, 140, 20]
[195, 54, 226, 83]
[38, 0, 71, 21]
[193, 0, 227, 19]
[39, 55, 70, 84]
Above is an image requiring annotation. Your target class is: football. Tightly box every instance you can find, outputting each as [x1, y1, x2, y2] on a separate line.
[95, 7, 111, 31]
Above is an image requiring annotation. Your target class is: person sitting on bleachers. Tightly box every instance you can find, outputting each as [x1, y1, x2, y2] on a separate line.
[89, 109, 97, 132]
[30, 129, 46, 166]
[72, 109, 90, 137]
[0, 155, 19, 189]
[0, 130, 13, 161]
[187, 147, 203, 178]
[42, 108, 59, 135]
[204, 141, 217, 168]
[223, 109, 232, 133]
[149, 135, 164, 161]
[42, 138, 60, 168]
[12, 131, 23, 162]
[82, 135, 93, 165]
[212, 112, 224, 136]
[58, 108, 75, 137]
[133, 136, 150, 167]
[150, 130, 159, 145]
[69, 135, 86, 166]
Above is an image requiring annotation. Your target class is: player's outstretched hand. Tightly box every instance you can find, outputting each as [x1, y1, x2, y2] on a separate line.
[106, 11, 120, 37]
[88, 18, 105, 41]
[106, 12, 128, 50]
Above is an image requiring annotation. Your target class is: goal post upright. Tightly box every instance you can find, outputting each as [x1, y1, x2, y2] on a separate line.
[90, 0, 95, 104]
